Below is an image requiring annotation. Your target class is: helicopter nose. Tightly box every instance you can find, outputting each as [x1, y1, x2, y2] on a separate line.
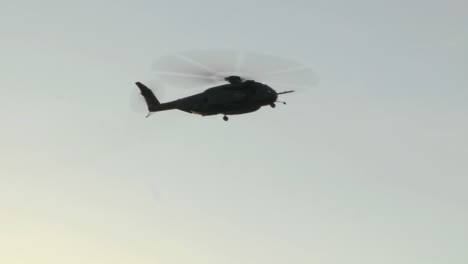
[271, 89, 278, 101]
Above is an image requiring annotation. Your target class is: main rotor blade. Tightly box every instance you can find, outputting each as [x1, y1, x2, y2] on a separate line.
[152, 49, 241, 84]
[150, 49, 318, 91]
[150, 72, 222, 89]
[254, 67, 319, 91]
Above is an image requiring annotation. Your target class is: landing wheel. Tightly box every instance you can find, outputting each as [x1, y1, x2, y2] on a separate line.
[223, 115, 229, 121]
[270, 103, 276, 108]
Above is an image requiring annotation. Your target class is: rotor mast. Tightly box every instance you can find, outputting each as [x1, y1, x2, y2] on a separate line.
[224, 75, 244, 84]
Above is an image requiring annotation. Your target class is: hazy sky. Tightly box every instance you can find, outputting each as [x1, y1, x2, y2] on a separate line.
[1, 0, 467, 264]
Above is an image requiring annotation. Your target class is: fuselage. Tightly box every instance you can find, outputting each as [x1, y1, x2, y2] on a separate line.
[154, 80, 278, 116]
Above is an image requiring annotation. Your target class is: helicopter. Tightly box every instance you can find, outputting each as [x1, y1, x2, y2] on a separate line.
[136, 75, 294, 121]
[134, 50, 317, 121]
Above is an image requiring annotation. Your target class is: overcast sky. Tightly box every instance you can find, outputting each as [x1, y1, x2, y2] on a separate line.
[1, 0, 467, 264]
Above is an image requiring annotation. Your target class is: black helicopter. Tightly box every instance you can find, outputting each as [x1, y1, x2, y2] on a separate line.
[136, 75, 294, 121]
[133, 50, 317, 121]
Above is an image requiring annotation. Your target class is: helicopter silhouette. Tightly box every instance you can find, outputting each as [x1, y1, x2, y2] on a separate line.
[134, 50, 317, 121]
[136, 75, 294, 121]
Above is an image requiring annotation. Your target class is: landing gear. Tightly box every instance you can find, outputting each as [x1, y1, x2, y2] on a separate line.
[223, 115, 229, 121]
[271, 101, 286, 108]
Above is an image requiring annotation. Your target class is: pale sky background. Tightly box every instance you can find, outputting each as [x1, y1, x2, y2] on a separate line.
[1, 0, 467, 264]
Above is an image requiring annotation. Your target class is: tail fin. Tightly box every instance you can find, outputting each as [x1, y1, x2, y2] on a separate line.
[135, 82, 160, 116]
